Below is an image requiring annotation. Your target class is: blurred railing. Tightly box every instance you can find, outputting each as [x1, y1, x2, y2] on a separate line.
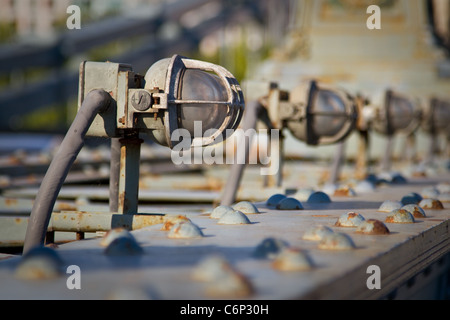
[0, 0, 285, 131]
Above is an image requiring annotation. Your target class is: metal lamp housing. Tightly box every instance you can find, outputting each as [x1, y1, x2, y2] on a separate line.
[372, 90, 422, 136]
[78, 55, 244, 149]
[284, 81, 357, 146]
[144, 55, 244, 148]
[422, 97, 450, 135]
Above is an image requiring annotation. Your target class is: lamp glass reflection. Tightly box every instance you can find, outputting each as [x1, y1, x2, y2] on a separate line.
[312, 89, 348, 138]
[178, 69, 228, 137]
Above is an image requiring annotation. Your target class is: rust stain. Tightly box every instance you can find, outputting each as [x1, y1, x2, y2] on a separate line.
[4, 198, 18, 207]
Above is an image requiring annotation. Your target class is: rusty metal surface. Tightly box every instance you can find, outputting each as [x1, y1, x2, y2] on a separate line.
[0, 170, 448, 300]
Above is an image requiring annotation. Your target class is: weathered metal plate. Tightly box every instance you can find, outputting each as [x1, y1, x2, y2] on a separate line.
[0, 174, 448, 300]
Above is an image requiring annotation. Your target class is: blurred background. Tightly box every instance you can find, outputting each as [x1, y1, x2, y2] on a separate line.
[0, 0, 449, 194]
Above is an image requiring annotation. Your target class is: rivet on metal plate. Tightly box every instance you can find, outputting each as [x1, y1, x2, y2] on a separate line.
[232, 201, 260, 214]
[335, 212, 365, 227]
[421, 186, 440, 199]
[192, 256, 254, 298]
[276, 197, 303, 210]
[385, 209, 415, 224]
[100, 227, 136, 247]
[438, 193, 450, 203]
[15, 246, 64, 280]
[333, 186, 357, 197]
[160, 215, 191, 231]
[218, 210, 251, 225]
[253, 238, 290, 259]
[356, 219, 390, 235]
[168, 221, 204, 239]
[266, 194, 287, 207]
[318, 233, 356, 251]
[293, 188, 315, 202]
[302, 225, 334, 241]
[104, 236, 144, 256]
[378, 200, 403, 212]
[307, 191, 332, 204]
[272, 248, 315, 272]
[210, 205, 234, 219]
[401, 204, 426, 218]
[401, 192, 423, 205]
[419, 198, 444, 209]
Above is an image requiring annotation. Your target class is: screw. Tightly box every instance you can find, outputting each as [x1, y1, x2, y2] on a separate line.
[131, 90, 152, 111]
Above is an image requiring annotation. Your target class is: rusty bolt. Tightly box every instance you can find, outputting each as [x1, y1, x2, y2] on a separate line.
[385, 209, 415, 224]
[401, 192, 423, 205]
[333, 186, 356, 197]
[100, 227, 136, 247]
[401, 204, 426, 218]
[378, 200, 403, 212]
[318, 233, 356, 251]
[419, 198, 444, 209]
[15, 246, 63, 280]
[253, 238, 290, 260]
[272, 248, 315, 272]
[104, 236, 143, 256]
[356, 219, 390, 235]
[192, 256, 253, 298]
[438, 193, 450, 203]
[302, 225, 334, 241]
[131, 90, 152, 111]
[168, 221, 204, 239]
[210, 205, 234, 219]
[293, 188, 315, 202]
[266, 194, 287, 207]
[421, 186, 440, 199]
[218, 210, 251, 225]
[335, 212, 365, 227]
[276, 197, 303, 210]
[307, 191, 332, 204]
[232, 201, 260, 214]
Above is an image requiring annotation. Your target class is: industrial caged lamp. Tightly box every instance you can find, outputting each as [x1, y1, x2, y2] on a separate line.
[220, 80, 358, 206]
[421, 96, 450, 165]
[23, 54, 244, 253]
[367, 89, 423, 172]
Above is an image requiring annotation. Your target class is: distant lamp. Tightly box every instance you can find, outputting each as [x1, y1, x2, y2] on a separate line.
[369, 89, 422, 172]
[421, 97, 450, 165]
[285, 81, 357, 146]
[372, 89, 422, 137]
[220, 80, 358, 206]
